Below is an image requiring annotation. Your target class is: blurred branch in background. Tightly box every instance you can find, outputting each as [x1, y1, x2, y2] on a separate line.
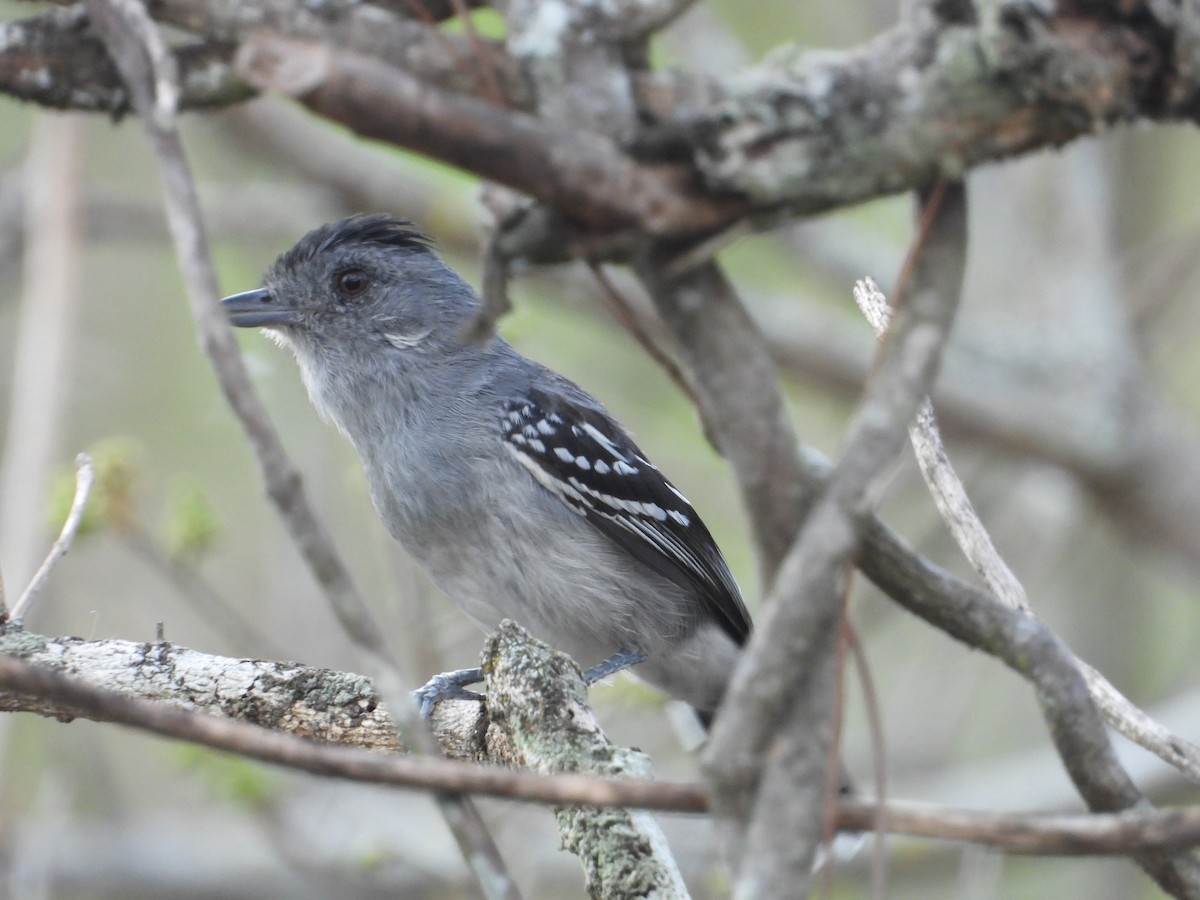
[0, 114, 86, 599]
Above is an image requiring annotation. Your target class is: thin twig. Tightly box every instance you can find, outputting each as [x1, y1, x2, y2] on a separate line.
[854, 277, 1028, 610]
[461, 227, 513, 344]
[819, 583, 854, 900]
[703, 180, 969, 892]
[846, 617, 889, 900]
[586, 261, 703, 413]
[7, 453, 94, 623]
[854, 276, 1200, 784]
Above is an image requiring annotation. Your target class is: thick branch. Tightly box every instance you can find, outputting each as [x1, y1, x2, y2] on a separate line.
[0, 7, 252, 113]
[234, 33, 738, 235]
[5, 1, 1197, 242]
[681, 2, 1197, 211]
[0, 623, 693, 895]
[12, 628, 1200, 858]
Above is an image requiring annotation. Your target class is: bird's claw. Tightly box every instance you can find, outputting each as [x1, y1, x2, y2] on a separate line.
[413, 667, 485, 719]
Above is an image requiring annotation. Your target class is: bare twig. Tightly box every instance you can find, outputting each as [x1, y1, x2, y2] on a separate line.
[855, 277, 1200, 785]
[854, 277, 1029, 609]
[7, 454, 94, 624]
[846, 618, 888, 900]
[586, 262, 702, 414]
[461, 227, 513, 344]
[0, 652, 706, 813]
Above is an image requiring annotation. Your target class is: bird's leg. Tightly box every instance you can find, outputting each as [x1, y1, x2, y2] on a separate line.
[583, 648, 646, 685]
[415, 650, 646, 718]
[413, 667, 484, 718]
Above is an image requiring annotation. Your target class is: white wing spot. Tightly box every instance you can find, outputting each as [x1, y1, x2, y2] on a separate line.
[554, 446, 575, 463]
[580, 423, 630, 462]
[505, 444, 587, 515]
[645, 503, 667, 521]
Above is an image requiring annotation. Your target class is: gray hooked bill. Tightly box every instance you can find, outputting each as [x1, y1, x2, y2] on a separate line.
[221, 288, 298, 328]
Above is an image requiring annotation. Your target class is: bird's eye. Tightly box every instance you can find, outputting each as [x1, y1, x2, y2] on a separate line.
[335, 268, 369, 298]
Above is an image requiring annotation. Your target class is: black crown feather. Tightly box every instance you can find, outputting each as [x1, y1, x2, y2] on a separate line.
[273, 215, 435, 276]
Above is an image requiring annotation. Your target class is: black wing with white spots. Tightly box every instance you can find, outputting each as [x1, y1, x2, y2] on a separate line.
[501, 387, 751, 646]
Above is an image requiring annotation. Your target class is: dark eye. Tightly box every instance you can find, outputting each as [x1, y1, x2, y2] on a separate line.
[335, 268, 369, 298]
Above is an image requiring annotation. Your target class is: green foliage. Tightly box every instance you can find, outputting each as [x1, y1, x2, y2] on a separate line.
[439, 7, 506, 40]
[45, 437, 143, 538]
[45, 439, 220, 564]
[173, 744, 277, 809]
[163, 477, 219, 563]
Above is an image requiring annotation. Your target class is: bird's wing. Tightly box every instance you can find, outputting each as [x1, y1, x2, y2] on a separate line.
[500, 387, 751, 646]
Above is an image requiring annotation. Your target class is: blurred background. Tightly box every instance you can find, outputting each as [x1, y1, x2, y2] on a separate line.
[2, 0, 1200, 897]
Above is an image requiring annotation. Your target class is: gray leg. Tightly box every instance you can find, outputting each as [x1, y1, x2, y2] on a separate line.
[583, 649, 646, 685]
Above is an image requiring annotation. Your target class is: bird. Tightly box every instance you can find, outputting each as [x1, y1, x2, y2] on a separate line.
[222, 214, 751, 726]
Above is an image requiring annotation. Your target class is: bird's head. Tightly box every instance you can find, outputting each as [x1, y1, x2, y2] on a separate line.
[222, 215, 480, 363]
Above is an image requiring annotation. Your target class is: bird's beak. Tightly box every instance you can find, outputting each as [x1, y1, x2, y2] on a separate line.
[221, 288, 300, 328]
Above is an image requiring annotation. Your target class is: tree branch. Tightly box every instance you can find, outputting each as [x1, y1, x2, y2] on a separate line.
[0, 7, 252, 113]
[680, 1, 1197, 212]
[11, 626, 1200, 859]
[234, 33, 737, 236]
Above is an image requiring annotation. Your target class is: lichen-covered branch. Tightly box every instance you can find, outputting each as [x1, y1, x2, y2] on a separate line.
[4, 1, 1196, 236]
[679, 1, 1199, 212]
[0, 622, 694, 897]
[0, 7, 251, 113]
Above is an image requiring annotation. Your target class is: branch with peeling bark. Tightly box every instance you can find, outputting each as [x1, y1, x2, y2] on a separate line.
[10, 624, 1200, 861]
[3, 1, 1197, 241]
[0, 621, 694, 896]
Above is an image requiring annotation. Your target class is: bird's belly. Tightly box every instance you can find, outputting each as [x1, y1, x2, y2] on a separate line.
[410, 513, 693, 669]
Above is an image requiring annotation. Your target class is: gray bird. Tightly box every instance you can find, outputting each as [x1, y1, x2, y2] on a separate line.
[222, 215, 751, 724]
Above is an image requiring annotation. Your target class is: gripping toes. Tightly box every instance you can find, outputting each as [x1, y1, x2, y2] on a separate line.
[413, 667, 485, 718]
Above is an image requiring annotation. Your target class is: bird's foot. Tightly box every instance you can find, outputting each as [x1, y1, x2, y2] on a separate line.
[413, 667, 484, 719]
[583, 649, 646, 685]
